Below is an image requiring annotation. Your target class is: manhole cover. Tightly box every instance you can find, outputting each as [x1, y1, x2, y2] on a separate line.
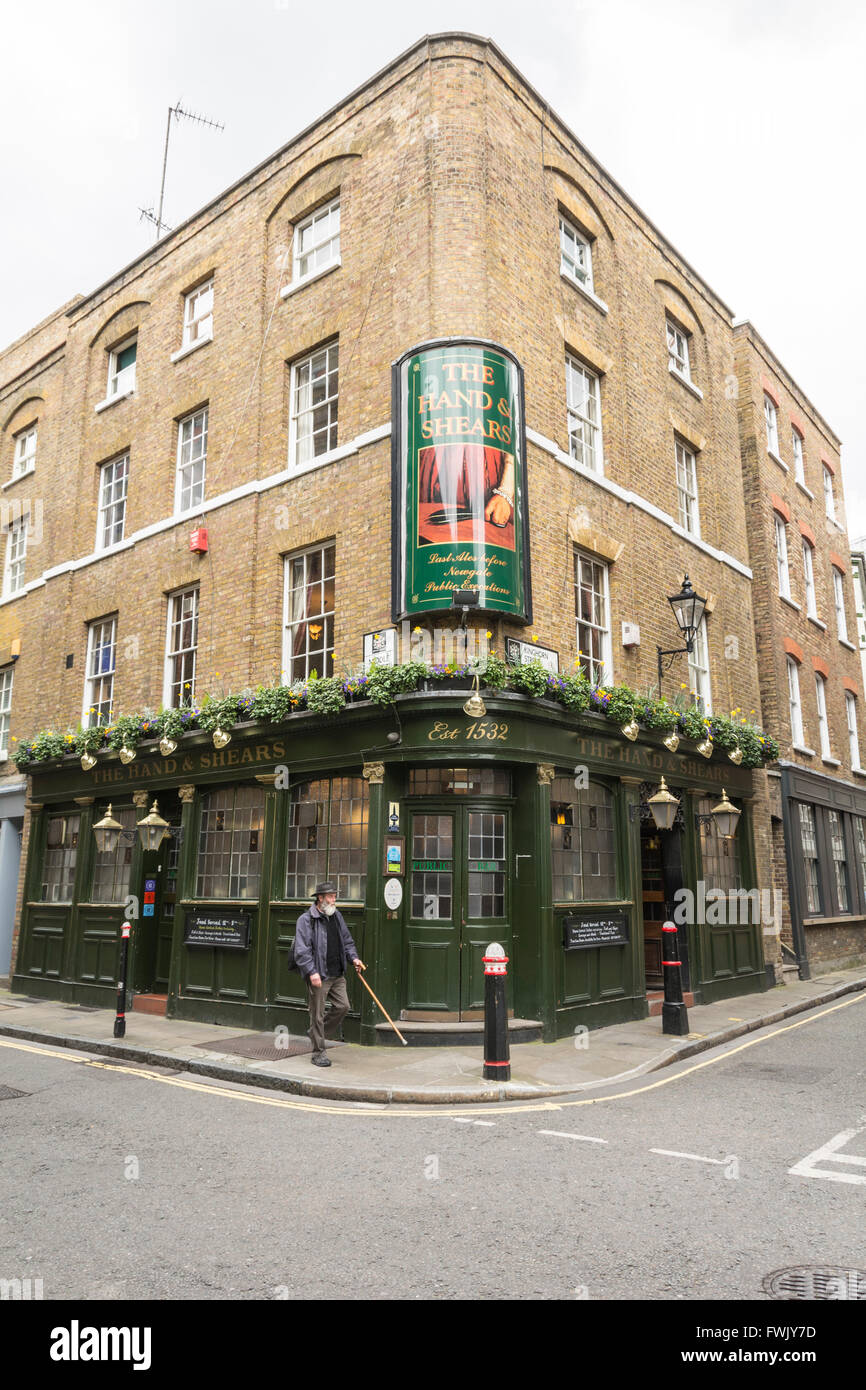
[192, 1032, 325, 1061]
[0, 1085, 29, 1100]
[763, 1267, 866, 1300]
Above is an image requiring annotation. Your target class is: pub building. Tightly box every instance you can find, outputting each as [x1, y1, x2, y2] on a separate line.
[5, 35, 817, 1044]
[10, 338, 769, 1044]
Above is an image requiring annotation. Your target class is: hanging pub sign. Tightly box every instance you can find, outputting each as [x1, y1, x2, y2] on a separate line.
[391, 339, 532, 622]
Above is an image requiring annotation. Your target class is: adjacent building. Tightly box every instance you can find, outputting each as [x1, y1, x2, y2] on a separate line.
[734, 323, 866, 975]
[0, 34, 859, 1039]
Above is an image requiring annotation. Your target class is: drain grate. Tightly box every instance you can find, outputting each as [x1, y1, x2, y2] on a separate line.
[763, 1266, 866, 1300]
[0, 1085, 29, 1100]
[192, 1031, 327, 1061]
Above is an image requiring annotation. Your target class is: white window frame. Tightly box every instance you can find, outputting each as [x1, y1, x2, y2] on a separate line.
[565, 355, 603, 474]
[175, 406, 208, 514]
[833, 567, 849, 641]
[163, 586, 199, 708]
[791, 428, 805, 486]
[787, 657, 804, 746]
[573, 547, 612, 687]
[282, 542, 336, 683]
[182, 279, 213, 349]
[2, 509, 28, 597]
[293, 197, 341, 286]
[688, 616, 712, 714]
[0, 666, 13, 759]
[815, 674, 831, 759]
[802, 538, 818, 620]
[846, 692, 861, 771]
[823, 465, 836, 521]
[764, 394, 780, 456]
[107, 335, 137, 399]
[96, 453, 129, 552]
[288, 342, 339, 471]
[83, 617, 117, 728]
[559, 215, 594, 292]
[774, 515, 790, 598]
[675, 439, 700, 538]
[12, 425, 37, 479]
[666, 319, 691, 379]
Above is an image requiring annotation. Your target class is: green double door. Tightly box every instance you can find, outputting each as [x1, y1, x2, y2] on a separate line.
[404, 803, 511, 1018]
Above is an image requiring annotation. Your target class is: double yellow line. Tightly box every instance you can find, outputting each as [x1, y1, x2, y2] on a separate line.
[1, 990, 862, 1120]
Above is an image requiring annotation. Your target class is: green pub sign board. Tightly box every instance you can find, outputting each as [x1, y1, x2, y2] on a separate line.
[391, 339, 532, 621]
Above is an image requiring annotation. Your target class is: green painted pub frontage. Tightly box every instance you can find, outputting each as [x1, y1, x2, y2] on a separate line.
[11, 692, 768, 1043]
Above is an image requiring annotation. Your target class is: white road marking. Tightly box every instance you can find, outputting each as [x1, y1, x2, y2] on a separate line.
[650, 1148, 727, 1165]
[538, 1130, 608, 1144]
[788, 1124, 866, 1186]
[452, 1117, 495, 1126]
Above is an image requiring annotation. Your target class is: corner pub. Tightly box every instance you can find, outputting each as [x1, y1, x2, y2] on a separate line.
[10, 340, 770, 1044]
[5, 37, 780, 1045]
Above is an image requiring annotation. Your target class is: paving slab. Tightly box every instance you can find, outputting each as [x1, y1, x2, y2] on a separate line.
[1, 967, 864, 1105]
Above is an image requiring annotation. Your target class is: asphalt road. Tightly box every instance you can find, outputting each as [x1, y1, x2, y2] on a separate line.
[1, 993, 865, 1302]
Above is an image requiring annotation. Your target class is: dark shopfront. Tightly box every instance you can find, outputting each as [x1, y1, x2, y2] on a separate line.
[11, 693, 767, 1043]
[779, 762, 866, 978]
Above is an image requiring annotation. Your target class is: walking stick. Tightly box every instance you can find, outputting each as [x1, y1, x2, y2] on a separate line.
[356, 966, 409, 1046]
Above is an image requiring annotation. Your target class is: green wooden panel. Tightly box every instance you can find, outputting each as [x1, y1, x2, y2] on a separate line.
[77, 912, 119, 986]
[406, 941, 453, 1010]
[562, 939, 592, 1004]
[733, 927, 759, 974]
[181, 946, 218, 995]
[599, 945, 629, 998]
[709, 930, 734, 977]
[20, 911, 66, 978]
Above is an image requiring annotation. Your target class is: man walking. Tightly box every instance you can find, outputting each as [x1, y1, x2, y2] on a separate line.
[293, 882, 364, 1067]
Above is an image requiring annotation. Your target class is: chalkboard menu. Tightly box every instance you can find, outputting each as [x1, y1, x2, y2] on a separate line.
[184, 910, 251, 950]
[563, 911, 629, 950]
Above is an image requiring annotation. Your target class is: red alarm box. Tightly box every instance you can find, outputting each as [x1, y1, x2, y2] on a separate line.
[189, 527, 209, 553]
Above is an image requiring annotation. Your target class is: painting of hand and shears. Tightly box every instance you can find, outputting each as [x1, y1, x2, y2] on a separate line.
[416, 444, 516, 551]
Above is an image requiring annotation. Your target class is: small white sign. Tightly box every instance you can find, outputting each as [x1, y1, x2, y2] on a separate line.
[505, 637, 559, 673]
[384, 878, 403, 910]
[388, 801, 400, 830]
[363, 628, 397, 670]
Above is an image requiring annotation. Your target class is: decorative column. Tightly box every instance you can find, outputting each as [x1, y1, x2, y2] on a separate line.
[620, 776, 645, 1006]
[167, 785, 197, 1013]
[361, 762, 386, 1045]
[535, 764, 556, 1040]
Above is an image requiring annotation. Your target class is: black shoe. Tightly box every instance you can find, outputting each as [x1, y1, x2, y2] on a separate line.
[311, 1053, 332, 1067]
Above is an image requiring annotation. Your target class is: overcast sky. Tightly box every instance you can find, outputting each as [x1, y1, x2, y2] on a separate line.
[2, 0, 863, 538]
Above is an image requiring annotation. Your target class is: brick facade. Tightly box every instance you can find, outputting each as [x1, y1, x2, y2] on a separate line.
[1, 34, 860, 987]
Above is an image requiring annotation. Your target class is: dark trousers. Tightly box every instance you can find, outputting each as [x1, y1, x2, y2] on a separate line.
[306, 975, 350, 1054]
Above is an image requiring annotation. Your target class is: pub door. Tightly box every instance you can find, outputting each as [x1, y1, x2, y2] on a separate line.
[132, 794, 181, 995]
[404, 804, 511, 1019]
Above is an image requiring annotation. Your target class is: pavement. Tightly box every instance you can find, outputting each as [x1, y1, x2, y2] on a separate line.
[1, 967, 864, 1105]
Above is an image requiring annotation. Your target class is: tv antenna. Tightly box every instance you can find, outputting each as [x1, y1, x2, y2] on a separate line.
[139, 207, 173, 236]
[152, 101, 225, 242]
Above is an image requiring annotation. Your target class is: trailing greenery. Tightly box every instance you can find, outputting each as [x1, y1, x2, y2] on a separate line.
[8, 653, 779, 770]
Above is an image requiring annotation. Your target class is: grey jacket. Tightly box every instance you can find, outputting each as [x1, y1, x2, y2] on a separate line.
[293, 903, 359, 981]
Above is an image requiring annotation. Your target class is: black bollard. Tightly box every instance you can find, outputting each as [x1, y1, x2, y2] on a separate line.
[482, 943, 510, 1081]
[114, 923, 131, 1039]
[661, 921, 689, 1036]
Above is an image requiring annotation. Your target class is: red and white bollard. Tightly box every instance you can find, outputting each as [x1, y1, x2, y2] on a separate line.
[114, 923, 132, 1038]
[483, 943, 510, 1081]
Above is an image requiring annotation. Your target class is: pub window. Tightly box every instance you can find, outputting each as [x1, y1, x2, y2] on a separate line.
[550, 776, 616, 902]
[196, 786, 265, 899]
[285, 775, 368, 901]
[41, 813, 81, 903]
[408, 767, 512, 796]
[827, 809, 850, 913]
[697, 795, 742, 893]
[91, 805, 135, 903]
[797, 803, 822, 916]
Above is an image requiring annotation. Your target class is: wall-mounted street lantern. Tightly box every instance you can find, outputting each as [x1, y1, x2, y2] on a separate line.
[694, 789, 741, 840]
[629, 777, 681, 830]
[92, 800, 185, 855]
[657, 574, 707, 695]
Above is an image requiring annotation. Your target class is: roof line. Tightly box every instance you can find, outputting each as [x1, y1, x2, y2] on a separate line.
[65, 33, 736, 324]
[733, 319, 841, 447]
